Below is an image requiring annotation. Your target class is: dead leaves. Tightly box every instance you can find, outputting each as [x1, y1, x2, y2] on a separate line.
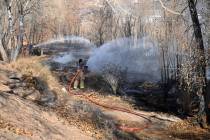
[0, 117, 33, 137]
[55, 104, 104, 139]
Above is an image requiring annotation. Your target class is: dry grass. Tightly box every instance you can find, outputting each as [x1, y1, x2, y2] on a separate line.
[6, 56, 65, 100]
[168, 121, 210, 140]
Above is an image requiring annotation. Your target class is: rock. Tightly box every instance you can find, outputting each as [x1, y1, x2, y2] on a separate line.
[12, 88, 26, 97]
[0, 84, 11, 92]
[62, 87, 68, 93]
[8, 79, 21, 84]
[0, 93, 7, 108]
[25, 90, 41, 101]
[13, 88, 42, 99]
[8, 73, 23, 80]
[0, 73, 9, 84]
[39, 90, 57, 106]
[9, 83, 27, 89]
[33, 78, 47, 91]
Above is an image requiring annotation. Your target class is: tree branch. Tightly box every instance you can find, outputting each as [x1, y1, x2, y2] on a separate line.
[158, 0, 182, 16]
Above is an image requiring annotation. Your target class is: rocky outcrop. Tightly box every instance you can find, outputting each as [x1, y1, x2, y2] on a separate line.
[0, 72, 57, 106]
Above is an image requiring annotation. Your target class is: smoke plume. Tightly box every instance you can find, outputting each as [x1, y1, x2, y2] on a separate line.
[87, 37, 161, 82]
[53, 53, 75, 64]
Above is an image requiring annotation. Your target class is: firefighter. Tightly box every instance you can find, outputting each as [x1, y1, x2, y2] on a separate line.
[73, 59, 86, 90]
[28, 44, 33, 55]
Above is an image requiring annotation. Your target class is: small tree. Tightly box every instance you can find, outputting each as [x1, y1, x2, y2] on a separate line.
[101, 64, 127, 94]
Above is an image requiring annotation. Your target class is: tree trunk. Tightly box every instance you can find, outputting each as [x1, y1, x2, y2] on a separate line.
[12, 4, 24, 61]
[188, 0, 208, 128]
[207, 0, 210, 49]
[6, 0, 13, 34]
[13, 15, 24, 61]
[206, 0, 210, 116]
[0, 39, 9, 62]
[0, 0, 14, 62]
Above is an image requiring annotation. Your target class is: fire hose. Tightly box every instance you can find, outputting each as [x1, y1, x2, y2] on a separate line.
[68, 70, 152, 133]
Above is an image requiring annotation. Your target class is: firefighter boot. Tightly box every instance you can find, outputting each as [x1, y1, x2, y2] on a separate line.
[74, 80, 79, 90]
[80, 79, 85, 89]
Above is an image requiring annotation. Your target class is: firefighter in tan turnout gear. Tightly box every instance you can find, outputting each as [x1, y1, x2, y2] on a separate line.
[73, 59, 86, 90]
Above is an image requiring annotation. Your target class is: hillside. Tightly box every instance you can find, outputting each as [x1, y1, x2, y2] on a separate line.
[0, 61, 94, 140]
[0, 54, 209, 140]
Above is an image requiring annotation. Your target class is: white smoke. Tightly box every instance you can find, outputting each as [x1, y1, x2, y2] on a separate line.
[87, 37, 161, 82]
[53, 53, 75, 64]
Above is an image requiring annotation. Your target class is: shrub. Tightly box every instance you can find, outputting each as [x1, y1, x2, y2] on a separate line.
[101, 63, 127, 94]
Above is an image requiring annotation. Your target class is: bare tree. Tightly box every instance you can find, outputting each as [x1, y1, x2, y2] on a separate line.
[0, 0, 41, 62]
[91, 0, 114, 46]
[156, 0, 208, 126]
[187, 0, 208, 128]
